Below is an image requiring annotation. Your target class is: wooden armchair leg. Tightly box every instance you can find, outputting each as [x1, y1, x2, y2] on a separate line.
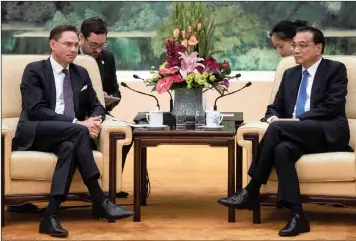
[253, 198, 261, 224]
[1, 202, 5, 227]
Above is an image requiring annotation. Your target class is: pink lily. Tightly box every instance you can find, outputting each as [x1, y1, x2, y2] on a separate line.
[178, 51, 205, 78]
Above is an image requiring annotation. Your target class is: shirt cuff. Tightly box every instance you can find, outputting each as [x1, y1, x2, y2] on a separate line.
[267, 116, 278, 123]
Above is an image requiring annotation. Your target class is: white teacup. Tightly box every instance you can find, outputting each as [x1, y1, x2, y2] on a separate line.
[205, 110, 223, 127]
[145, 110, 163, 126]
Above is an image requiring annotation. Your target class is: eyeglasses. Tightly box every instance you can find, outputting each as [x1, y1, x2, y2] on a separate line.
[57, 41, 79, 49]
[292, 42, 315, 50]
[85, 38, 109, 50]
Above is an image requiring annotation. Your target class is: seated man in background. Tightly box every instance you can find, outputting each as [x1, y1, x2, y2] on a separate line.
[79, 17, 133, 198]
[12, 25, 134, 238]
[218, 26, 352, 237]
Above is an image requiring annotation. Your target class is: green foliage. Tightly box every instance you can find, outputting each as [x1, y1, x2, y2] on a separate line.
[45, 11, 82, 30]
[212, 5, 262, 54]
[112, 3, 164, 31]
[217, 48, 281, 71]
[3, 2, 57, 23]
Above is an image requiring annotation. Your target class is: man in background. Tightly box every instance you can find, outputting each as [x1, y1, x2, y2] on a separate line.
[79, 17, 132, 198]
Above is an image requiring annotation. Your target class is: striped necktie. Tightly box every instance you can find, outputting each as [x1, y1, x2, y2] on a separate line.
[62, 69, 75, 119]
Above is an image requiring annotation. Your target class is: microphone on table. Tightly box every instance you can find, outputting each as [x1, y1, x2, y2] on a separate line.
[133, 74, 173, 112]
[121, 82, 160, 110]
[213, 82, 252, 111]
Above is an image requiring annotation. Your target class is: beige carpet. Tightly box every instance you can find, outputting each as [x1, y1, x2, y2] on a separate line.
[3, 146, 356, 240]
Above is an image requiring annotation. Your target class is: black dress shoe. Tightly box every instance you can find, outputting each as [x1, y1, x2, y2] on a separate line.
[217, 189, 257, 210]
[116, 191, 129, 198]
[279, 212, 310, 237]
[7, 202, 42, 213]
[39, 215, 68, 238]
[92, 199, 134, 222]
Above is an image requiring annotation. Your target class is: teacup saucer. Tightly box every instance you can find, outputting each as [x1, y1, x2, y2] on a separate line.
[146, 124, 167, 128]
[202, 125, 224, 129]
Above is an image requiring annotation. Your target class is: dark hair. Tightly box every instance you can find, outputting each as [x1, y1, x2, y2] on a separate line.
[49, 25, 78, 41]
[296, 26, 325, 54]
[81, 17, 108, 39]
[269, 20, 308, 41]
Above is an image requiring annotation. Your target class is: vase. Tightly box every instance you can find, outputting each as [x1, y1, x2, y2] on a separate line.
[173, 88, 203, 118]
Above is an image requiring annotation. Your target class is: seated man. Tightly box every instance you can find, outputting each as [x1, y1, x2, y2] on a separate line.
[218, 26, 351, 237]
[12, 25, 134, 238]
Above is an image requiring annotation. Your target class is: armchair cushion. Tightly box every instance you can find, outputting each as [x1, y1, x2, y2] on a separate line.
[269, 152, 356, 182]
[11, 151, 103, 181]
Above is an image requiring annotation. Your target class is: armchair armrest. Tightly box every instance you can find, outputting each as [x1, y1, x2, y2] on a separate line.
[236, 121, 269, 148]
[98, 115, 133, 192]
[2, 122, 13, 195]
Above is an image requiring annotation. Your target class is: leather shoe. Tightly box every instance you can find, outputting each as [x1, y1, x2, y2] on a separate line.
[116, 191, 129, 198]
[8, 202, 42, 213]
[39, 215, 68, 238]
[92, 199, 134, 222]
[217, 189, 257, 210]
[279, 212, 310, 237]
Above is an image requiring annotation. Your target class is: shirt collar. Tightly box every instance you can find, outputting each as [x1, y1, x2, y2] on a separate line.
[302, 57, 323, 78]
[50, 55, 69, 74]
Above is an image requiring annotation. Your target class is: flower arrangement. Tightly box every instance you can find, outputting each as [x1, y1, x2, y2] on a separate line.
[145, 3, 236, 95]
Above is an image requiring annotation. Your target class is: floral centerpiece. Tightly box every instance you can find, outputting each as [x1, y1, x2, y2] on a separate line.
[145, 3, 237, 116]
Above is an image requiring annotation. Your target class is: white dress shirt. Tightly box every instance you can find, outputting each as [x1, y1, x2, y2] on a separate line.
[267, 57, 322, 122]
[50, 56, 76, 122]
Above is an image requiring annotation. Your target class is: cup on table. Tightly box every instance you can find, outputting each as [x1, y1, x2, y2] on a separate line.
[195, 110, 205, 130]
[205, 110, 223, 127]
[175, 110, 186, 130]
[145, 110, 163, 126]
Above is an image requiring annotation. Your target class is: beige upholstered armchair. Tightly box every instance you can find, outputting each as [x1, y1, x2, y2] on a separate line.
[1, 55, 132, 226]
[236, 56, 356, 223]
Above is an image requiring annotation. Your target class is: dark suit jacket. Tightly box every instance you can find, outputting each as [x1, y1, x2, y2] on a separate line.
[264, 58, 350, 152]
[95, 49, 121, 99]
[13, 58, 106, 151]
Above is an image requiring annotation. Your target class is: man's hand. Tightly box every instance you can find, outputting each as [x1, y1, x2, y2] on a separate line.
[104, 91, 108, 97]
[76, 116, 102, 139]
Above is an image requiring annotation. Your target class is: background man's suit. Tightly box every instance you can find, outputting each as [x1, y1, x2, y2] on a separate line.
[95, 49, 121, 100]
[250, 58, 351, 205]
[13, 58, 106, 199]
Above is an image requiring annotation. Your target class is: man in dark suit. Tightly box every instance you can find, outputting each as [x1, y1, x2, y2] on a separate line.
[12, 25, 134, 238]
[79, 17, 133, 198]
[218, 26, 351, 236]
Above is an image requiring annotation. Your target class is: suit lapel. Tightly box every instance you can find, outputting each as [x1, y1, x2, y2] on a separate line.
[69, 64, 80, 114]
[310, 59, 326, 108]
[44, 58, 57, 110]
[96, 53, 105, 81]
[287, 66, 303, 116]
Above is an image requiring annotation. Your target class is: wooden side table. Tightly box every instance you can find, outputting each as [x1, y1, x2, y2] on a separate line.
[132, 119, 239, 222]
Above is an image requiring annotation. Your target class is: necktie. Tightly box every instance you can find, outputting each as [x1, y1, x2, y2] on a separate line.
[295, 70, 309, 117]
[62, 69, 75, 119]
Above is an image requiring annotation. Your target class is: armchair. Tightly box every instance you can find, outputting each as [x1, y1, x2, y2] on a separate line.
[1, 55, 132, 226]
[236, 56, 356, 223]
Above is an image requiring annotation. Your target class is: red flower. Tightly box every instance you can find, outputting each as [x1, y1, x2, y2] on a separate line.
[156, 75, 182, 94]
[221, 60, 229, 68]
[158, 66, 179, 75]
[165, 40, 186, 68]
[204, 57, 220, 74]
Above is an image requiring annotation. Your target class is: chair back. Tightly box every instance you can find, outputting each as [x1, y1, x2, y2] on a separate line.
[1, 54, 104, 119]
